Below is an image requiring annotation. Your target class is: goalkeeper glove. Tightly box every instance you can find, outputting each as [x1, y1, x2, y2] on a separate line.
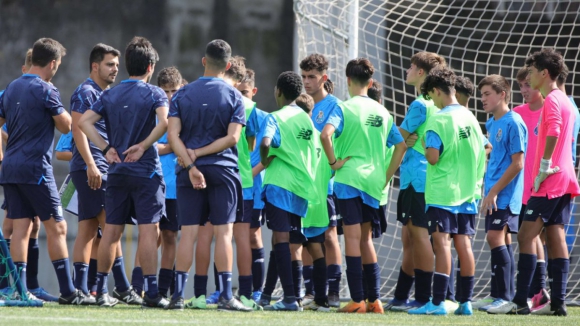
[533, 158, 560, 192]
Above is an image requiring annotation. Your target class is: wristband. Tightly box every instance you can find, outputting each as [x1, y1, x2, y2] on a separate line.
[102, 145, 111, 156]
[186, 163, 195, 171]
[329, 159, 337, 165]
[539, 158, 551, 173]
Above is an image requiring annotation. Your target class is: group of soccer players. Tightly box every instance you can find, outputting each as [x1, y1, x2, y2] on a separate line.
[0, 36, 578, 317]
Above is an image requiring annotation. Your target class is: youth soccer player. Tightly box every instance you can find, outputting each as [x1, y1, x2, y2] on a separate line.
[296, 93, 315, 114]
[321, 58, 406, 313]
[455, 76, 475, 108]
[69, 44, 141, 305]
[238, 68, 269, 302]
[167, 40, 251, 312]
[408, 68, 485, 316]
[477, 75, 527, 312]
[388, 52, 445, 311]
[300, 54, 343, 307]
[489, 49, 580, 316]
[0, 38, 91, 304]
[79, 36, 169, 308]
[556, 64, 580, 166]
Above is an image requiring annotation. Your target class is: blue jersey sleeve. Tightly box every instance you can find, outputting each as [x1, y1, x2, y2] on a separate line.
[45, 88, 65, 116]
[425, 130, 443, 154]
[508, 121, 526, 155]
[71, 88, 97, 114]
[246, 108, 259, 137]
[400, 100, 427, 133]
[386, 123, 404, 147]
[231, 92, 246, 126]
[260, 114, 281, 148]
[152, 87, 169, 111]
[325, 106, 344, 137]
[91, 93, 106, 117]
[55, 132, 73, 152]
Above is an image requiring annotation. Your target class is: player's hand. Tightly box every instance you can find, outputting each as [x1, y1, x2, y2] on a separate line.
[105, 147, 122, 164]
[177, 156, 185, 168]
[406, 133, 419, 148]
[189, 166, 206, 190]
[186, 149, 198, 164]
[533, 158, 560, 192]
[86, 164, 102, 190]
[330, 157, 350, 171]
[262, 156, 276, 169]
[123, 144, 145, 162]
[482, 190, 498, 216]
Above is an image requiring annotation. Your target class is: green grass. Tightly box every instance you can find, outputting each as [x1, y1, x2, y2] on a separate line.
[0, 304, 579, 326]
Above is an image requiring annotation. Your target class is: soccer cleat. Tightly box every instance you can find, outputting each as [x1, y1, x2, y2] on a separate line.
[258, 293, 271, 307]
[141, 294, 169, 309]
[383, 298, 408, 310]
[96, 293, 118, 307]
[531, 301, 567, 316]
[206, 290, 220, 304]
[185, 295, 207, 309]
[263, 300, 301, 311]
[165, 296, 185, 310]
[59, 289, 96, 305]
[479, 298, 508, 312]
[408, 301, 447, 315]
[113, 286, 143, 305]
[251, 290, 262, 302]
[328, 291, 340, 308]
[303, 300, 330, 312]
[366, 299, 384, 313]
[444, 300, 459, 314]
[390, 299, 425, 312]
[471, 297, 495, 309]
[302, 293, 315, 306]
[240, 295, 264, 311]
[29, 287, 59, 302]
[531, 288, 550, 309]
[453, 301, 473, 315]
[337, 300, 366, 313]
[487, 301, 530, 315]
[217, 296, 253, 312]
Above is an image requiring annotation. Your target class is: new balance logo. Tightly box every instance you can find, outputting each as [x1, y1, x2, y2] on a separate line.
[526, 209, 533, 215]
[296, 128, 313, 140]
[492, 219, 501, 225]
[80, 267, 87, 272]
[254, 258, 264, 263]
[72, 297, 82, 305]
[365, 114, 383, 127]
[57, 265, 65, 270]
[458, 126, 472, 139]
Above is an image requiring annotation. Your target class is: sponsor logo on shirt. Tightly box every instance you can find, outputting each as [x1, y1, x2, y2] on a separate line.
[458, 126, 472, 140]
[315, 110, 325, 124]
[365, 114, 383, 127]
[495, 128, 502, 142]
[296, 128, 313, 140]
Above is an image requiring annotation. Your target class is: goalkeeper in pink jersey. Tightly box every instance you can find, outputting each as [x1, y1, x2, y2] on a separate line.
[489, 48, 580, 316]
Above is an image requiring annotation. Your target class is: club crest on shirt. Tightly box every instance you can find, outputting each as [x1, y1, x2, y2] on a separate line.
[495, 128, 502, 142]
[315, 110, 325, 124]
[534, 123, 539, 136]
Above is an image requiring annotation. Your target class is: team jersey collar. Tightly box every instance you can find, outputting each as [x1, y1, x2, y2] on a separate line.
[121, 79, 144, 84]
[440, 103, 463, 113]
[199, 77, 224, 81]
[86, 78, 103, 92]
[22, 73, 40, 78]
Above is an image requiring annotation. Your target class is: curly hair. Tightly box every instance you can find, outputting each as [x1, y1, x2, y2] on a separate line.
[299, 53, 329, 72]
[421, 68, 456, 97]
[276, 71, 303, 101]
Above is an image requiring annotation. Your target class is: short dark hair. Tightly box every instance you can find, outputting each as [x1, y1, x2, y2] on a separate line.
[345, 58, 374, 85]
[525, 48, 564, 80]
[455, 76, 475, 97]
[368, 79, 382, 102]
[225, 55, 246, 82]
[31, 38, 66, 67]
[205, 39, 231, 69]
[276, 71, 303, 102]
[296, 94, 315, 114]
[421, 68, 456, 97]
[478, 75, 511, 103]
[24, 48, 33, 70]
[557, 62, 569, 87]
[125, 36, 159, 76]
[240, 68, 256, 87]
[411, 52, 446, 74]
[299, 53, 329, 73]
[89, 43, 120, 73]
[157, 66, 183, 87]
[324, 79, 334, 94]
[516, 66, 529, 82]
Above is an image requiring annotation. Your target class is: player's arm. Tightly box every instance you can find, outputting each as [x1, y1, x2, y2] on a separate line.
[53, 111, 72, 134]
[191, 122, 242, 160]
[157, 142, 173, 155]
[252, 162, 265, 178]
[398, 100, 427, 147]
[482, 152, 524, 214]
[79, 110, 121, 164]
[246, 108, 259, 151]
[424, 130, 442, 165]
[167, 116, 205, 189]
[260, 136, 272, 168]
[72, 109, 103, 189]
[46, 88, 72, 134]
[385, 124, 407, 183]
[534, 97, 562, 191]
[55, 151, 72, 161]
[123, 106, 168, 162]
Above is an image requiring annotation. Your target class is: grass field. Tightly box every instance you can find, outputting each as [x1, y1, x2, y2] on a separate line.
[1, 304, 579, 326]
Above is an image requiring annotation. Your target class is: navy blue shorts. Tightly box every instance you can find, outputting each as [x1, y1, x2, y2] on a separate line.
[336, 197, 384, 238]
[518, 204, 527, 228]
[397, 185, 429, 229]
[236, 200, 253, 224]
[1, 199, 6, 210]
[177, 165, 242, 226]
[300, 231, 325, 245]
[250, 209, 264, 229]
[70, 170, 106, 221]
[160, 199, 179, 231]
[265, 201, 301, 234]
[3, 182, 63, 222]
[485, 208, 518, 233]
[327, 196, 338, 227]
[105, 174, 165, 225]
[524, 194, 572, 226]
[427, 207, 476, 236]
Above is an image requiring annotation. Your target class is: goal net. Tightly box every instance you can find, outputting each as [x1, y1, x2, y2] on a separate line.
[294, 0, 580, 304]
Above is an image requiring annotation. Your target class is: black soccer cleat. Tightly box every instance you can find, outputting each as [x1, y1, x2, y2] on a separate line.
[165, 296, 185, 310]
[96, 292, 119, 307]
[59, 289, 96, 306]
[113, 286, 143, 305]
[142, 294, 169, 309]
